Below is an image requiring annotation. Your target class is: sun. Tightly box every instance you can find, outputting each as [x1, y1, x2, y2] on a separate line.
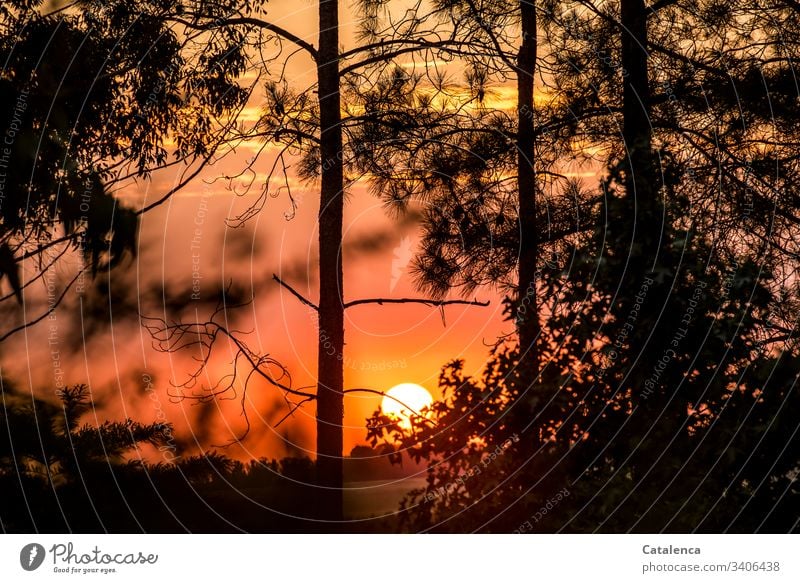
[381, 383, 434, 429]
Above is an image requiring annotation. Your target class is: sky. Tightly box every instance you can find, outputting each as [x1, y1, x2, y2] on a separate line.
[1, 144, 511, 462]
[0, 0, 530, 462]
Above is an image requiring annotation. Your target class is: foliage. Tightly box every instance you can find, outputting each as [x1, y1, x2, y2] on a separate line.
[0, 1, 252, 304]
[0, 382, 325, 532]
[367, 158, 800, 531]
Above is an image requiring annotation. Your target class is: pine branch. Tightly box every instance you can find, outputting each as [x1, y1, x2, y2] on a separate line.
[343, 297, 489, 309]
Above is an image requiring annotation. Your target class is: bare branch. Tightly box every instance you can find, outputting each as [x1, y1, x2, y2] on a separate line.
[340, 39, 487, 76]
[272, 275, 318, 310]
[0, 270, 84, 343]
[344, 297, 489, 309]
[145, 315, 314, 400]
[273, 396, 314, 428]
[344, 387, 436, 426]
[166, 15, 318, 61]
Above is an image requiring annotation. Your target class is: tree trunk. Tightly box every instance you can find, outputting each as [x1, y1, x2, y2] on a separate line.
[620, 0, 656, 245]
[618, 0, 667, 393]
[316, 0, 345, 523]
[620, 0, 650, 150]
[516, 0, 539, 367]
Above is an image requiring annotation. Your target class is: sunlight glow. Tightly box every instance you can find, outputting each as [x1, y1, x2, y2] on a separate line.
[381, 383, 434, 429]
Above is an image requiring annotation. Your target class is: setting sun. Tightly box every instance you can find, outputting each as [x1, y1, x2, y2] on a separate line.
[381, 383, 434, 428]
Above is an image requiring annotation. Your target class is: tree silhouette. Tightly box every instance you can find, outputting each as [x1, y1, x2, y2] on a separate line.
[81, 0, 494, 523]
[539, 0, 800, 325]
[366, 0, 800, 533]
[0, 382, 171, 530]
[0, 2, 252, 336]
[0, 379, 336, 532]
[2, 0, 798, 534]
[345, 0, 600, 381]
[371, 0, 800, 354]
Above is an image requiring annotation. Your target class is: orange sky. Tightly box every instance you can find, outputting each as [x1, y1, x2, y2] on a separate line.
[3, 164, 511, 460]
[1, 0, 527, 461]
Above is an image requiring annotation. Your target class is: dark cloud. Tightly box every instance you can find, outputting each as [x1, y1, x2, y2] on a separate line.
[343, 229, 394, 259]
